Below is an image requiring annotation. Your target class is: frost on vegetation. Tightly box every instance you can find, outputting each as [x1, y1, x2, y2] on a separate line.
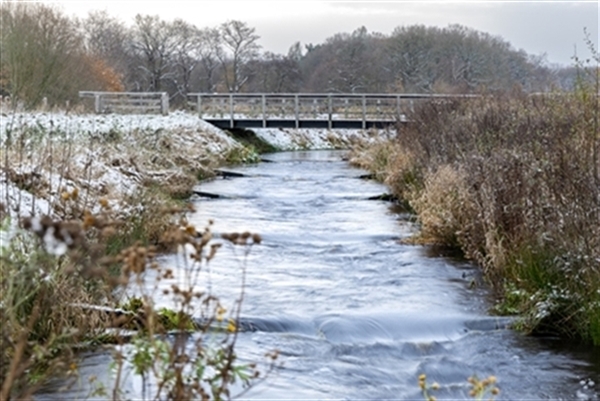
[0, 111, 243, 220]
[252, 127, 385, 151]
[1, 111, 389, 226]
[530, 285, 576, 322]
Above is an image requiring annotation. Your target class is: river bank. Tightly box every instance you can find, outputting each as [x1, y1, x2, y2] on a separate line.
[0, 110, 384, 399]
[349, 92, 600, 346]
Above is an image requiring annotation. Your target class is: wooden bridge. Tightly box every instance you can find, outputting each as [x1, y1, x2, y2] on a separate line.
[79, 91, 169, 115]
[187, 93, 474, 130]
[78, 91, 476, 129]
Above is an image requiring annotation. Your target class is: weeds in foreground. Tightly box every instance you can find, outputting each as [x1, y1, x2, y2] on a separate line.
[419, 373, 500, 401]
[97, 218, 275, 401]
[1, 202, 276, 400]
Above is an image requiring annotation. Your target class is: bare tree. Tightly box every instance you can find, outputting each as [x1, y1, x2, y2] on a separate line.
[170, 19, 201, 102]
[248, 51, 301, 92]
[300, 28, 386, 93]
[129, 14, 178, 92]
[217, 20, 261, 92]
[82, 10, 131, 90]
[195, 27, 222, 92]
[83, 11, 128, 63]
[0, 2, 86, 107]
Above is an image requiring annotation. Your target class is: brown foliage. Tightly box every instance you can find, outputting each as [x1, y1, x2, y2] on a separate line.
[373, 92, 599, 341]
[84, 55, 125, 92]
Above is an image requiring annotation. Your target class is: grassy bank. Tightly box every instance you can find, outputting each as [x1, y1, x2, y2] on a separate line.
[0, 113, 265, 399]
[351, 89, 600, 344]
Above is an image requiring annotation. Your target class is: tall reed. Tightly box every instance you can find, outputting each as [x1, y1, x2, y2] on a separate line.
[353, 86, 599, 343]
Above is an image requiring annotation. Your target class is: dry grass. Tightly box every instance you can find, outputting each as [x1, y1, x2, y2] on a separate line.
[410, 165, 477, 247]
[353, 87, 600, 343]
[0, 113, 271, 399]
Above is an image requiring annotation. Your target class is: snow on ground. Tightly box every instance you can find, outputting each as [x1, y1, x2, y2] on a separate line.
[0, 110, 237, 152]
[0, 110, 391, 236]
[253, 127, 392, 150]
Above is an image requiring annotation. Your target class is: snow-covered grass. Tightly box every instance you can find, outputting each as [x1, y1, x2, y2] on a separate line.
[1, 110, 234, 148]
[253, 127, 384, 150]
[0, 110, 391, 221]
[0, 109, 393, 248]
[0, 111, 238, 221]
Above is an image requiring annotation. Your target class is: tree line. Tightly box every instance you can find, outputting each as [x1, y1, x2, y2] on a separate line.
[0, 2, 587, 109]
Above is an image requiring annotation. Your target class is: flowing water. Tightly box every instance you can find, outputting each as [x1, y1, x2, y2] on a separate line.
[39, 150, 599, 400]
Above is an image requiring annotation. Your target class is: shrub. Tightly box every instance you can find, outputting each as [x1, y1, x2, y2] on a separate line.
[354, 87, 600, 343]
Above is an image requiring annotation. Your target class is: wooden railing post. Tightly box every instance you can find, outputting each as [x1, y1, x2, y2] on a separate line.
[229, 94, 234, 129]
[262, 94, 266, 128]
[160, 92, 169, 115]
[295, 95, 299, 129]
[362, 95, 366, 130]
[328, 94, 332, 130]
[197, 95, 202, 118]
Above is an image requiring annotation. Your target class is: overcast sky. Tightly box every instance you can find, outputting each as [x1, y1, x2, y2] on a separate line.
[48, 1, 598, 66]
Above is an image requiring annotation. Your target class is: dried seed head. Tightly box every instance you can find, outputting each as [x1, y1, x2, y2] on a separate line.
[207, 243, 221, 261]
[185, 225, 197, 236]
[83, 213, 96, 229]
[101, 226, 116, 238]
[200, 231, 212, 246]
[227, 319, 236, 333]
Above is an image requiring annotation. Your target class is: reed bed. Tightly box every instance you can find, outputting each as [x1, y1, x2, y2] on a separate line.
[352, 89, 600, 343]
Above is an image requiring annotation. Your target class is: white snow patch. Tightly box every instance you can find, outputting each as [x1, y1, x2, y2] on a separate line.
[253, 127, 393, 150]
[1, 110, 391, 229]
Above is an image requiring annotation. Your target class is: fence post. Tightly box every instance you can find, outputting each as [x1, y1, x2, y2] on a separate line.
[262, 94, 266, 128]
[362, 95, 366, 130]
[160, 92, 169, 115]
[94, 94, 101, 113]
[328, 94, 332, 130]
[197, 95, 202, 118]
[229, 94, 234, 129]
[295, 95, 299, 129]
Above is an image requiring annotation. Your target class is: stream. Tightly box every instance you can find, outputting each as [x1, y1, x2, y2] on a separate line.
[39, 150, 599, 400]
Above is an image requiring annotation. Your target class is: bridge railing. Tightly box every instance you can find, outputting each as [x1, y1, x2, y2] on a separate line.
[187, 93, 475, 129]
[79, 91, 169, 115]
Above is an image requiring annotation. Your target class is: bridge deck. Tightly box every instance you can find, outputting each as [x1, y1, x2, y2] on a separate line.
[189, 93, 475, 130]
[204, 118, 397, 130]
